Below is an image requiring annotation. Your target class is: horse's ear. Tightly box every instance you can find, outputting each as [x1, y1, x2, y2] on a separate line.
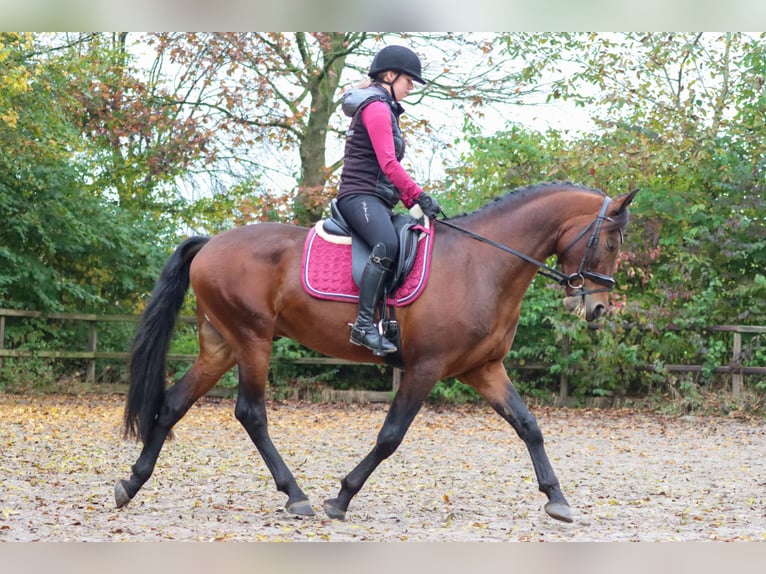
[610, 188, 639, 215]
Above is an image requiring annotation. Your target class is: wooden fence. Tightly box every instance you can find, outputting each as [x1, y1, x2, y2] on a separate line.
[1, 308, 764, 401]
[0, 308, 400, 398]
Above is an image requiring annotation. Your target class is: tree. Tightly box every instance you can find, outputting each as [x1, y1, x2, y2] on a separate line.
[50, 33, 214, 216]
[442, 33, 766, 398]
[499, 33, 766, 323]
[0, 33, 172, 313]
[139, 32, 539, 225]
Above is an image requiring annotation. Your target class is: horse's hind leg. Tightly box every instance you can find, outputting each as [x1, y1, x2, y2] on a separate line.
[234, 343, 314, 517]
[460, 361, 573, 523]
[115, 374, 206, 507]
[115, 321, 235, 508]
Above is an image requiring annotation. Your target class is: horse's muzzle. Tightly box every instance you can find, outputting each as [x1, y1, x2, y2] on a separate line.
[562, 295, 607, 321]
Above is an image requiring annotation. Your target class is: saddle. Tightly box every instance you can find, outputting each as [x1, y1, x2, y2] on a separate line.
[322, 199, 427, 292]
[303, 200, 432, 369]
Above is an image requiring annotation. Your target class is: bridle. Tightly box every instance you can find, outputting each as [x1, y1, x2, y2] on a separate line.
[434, 195, 618, 297]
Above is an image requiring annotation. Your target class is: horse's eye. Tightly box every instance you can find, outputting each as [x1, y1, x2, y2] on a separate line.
[605, 238, 616, 252]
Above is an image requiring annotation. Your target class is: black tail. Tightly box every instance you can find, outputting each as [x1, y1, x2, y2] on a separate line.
[123, 236, 210, 444]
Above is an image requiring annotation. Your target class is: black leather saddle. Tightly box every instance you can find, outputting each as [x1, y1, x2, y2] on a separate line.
[322, 199, 425, 292]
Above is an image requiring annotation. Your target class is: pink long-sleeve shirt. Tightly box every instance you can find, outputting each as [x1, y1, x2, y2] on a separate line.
[361, 100, 423, 208]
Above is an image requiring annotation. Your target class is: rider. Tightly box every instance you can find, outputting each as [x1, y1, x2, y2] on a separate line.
[336, 45, 441, 355]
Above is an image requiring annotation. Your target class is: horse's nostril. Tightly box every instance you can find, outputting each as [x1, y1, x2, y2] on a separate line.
[585, 303, 606, 321]
[590, 304, 606, 321]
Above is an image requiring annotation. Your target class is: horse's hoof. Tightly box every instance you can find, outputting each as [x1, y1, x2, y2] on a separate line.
[286, 499, 315, 517]
[544, 501, 573, 523]
[322, 499, 347, 521]
[114, 480, 132, 508]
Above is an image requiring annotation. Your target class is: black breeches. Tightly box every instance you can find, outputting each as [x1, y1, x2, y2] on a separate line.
[336, 194, 399, 260]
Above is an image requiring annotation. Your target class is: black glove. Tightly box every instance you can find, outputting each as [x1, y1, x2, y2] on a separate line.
[416, 193, 442, 219]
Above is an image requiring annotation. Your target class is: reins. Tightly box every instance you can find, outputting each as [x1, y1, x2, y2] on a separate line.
[434, 218, 571, 284]
[433, 195, 616, 296]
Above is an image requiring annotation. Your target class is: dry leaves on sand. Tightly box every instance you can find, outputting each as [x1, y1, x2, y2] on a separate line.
[1, 394, 765, 541]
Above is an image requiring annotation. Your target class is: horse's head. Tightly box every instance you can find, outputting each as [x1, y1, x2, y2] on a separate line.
[557, 189, 638, 321]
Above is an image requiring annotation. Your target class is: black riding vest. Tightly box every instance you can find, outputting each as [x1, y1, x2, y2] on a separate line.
[337, 85, 406, 208]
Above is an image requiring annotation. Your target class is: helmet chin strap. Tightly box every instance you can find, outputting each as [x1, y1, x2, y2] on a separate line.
[377, 72, 402, 102]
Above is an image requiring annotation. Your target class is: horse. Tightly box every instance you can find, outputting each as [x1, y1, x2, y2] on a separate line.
[115, 182, 637, 524]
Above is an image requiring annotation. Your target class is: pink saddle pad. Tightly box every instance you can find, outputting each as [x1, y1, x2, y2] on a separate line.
[301, 220, 434, 307]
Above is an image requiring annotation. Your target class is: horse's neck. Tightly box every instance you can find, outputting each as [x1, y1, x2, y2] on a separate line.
[465, 197, 567, 262]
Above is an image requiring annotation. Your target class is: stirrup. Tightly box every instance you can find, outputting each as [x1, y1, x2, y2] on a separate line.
[371, 337, 398, 356]
[349, 324, 397, 355]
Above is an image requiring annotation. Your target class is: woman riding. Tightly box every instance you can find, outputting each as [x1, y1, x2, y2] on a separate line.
[336, 45, 441, 355]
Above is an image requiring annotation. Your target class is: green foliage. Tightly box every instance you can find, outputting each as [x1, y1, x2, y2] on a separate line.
[269, 338, 391, 394]
[443, 121, 568, 212]
[0, 316, 91, 390]
[428, 379, 480, 404]
[2, 33, 766, 407]
[0, 34, 175, 314]
[0, 33, 192, 387]
[444, 32, 766, 403]
[0, 357, 58, 393]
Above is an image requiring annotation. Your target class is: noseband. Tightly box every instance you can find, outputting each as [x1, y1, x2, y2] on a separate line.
[556, 196, 616, 296]
[435, 195, 617, 297]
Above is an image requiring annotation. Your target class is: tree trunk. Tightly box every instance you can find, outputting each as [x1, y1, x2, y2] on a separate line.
[293, 34, 351, 226]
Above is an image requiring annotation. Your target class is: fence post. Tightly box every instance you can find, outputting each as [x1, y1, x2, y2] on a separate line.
[558, 334, 570, 406]
[87, 320, 98, 384]
[392, 368, 401, 393]
[732, 330, 742, 400]
[0, 314, 5, 373]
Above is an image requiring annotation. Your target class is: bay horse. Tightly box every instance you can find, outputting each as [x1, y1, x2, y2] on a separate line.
[115, 182, 637, 524]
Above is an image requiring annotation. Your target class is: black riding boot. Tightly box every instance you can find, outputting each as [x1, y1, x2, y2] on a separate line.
[350, 243, 398, 355]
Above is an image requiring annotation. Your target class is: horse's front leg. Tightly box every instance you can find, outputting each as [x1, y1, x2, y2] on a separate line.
[323, 370, 434, 520]
[460, 361, 573, 523]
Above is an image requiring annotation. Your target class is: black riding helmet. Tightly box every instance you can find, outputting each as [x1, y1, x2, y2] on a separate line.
[368, 45, 426, 85]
